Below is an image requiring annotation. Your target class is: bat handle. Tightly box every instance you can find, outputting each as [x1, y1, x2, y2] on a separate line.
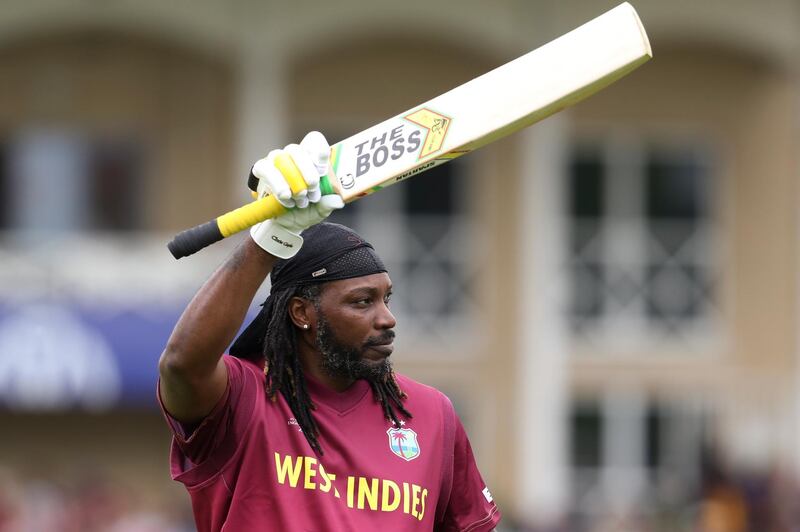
[167, 220, 226, 260]
[168, 195, 286, 259]
[168, 175, 338, 259]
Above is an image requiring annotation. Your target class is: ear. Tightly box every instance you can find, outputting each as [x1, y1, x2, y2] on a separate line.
[288, 296, 317, 330]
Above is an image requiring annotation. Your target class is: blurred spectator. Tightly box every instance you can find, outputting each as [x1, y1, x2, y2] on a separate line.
[696, 450, 747, 532]
[697, 482, 748, 532]
[0, 469, 193, 532]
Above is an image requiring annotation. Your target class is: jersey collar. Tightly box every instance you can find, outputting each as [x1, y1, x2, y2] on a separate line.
[303, 374, 371, 415]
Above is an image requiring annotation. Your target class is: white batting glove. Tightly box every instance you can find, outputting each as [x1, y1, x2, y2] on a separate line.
[251, 131, 330, 208]
[249, 132, 344, 259]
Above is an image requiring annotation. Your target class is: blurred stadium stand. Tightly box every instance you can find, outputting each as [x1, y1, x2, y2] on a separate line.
[1, 1, 799, 530]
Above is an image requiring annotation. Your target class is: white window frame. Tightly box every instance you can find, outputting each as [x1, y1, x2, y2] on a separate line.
[567, 133, 725, 353]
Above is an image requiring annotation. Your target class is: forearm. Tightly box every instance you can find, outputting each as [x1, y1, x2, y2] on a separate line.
[162, 238, 277, 374]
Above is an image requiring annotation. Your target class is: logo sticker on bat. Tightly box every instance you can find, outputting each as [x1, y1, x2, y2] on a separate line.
[404, 108, 450, 158]
[348, 108, 452, 179]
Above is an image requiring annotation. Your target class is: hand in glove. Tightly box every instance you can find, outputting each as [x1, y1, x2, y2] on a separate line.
[249, 131, 344, 259]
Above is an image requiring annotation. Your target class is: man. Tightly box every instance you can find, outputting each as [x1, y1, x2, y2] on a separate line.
[158, 132, 501, 531]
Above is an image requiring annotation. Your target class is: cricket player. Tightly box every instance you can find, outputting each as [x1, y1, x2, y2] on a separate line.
[158, 132, 501, 531]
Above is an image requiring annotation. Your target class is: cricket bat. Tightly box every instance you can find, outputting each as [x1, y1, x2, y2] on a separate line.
[168, 2, 652, 259]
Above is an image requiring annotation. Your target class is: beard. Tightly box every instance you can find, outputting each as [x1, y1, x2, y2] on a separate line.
[315, 313, 394, 382]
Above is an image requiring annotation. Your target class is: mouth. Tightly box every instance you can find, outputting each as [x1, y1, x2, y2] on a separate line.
[364, 331, 395, 358]
[366, 343, 394, 358]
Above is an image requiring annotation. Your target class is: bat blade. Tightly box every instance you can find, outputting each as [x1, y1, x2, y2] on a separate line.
[327, 2, 652, 201]
[168, 2, 651, 259]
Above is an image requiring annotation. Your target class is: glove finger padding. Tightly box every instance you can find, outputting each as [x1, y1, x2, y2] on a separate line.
[250, 131, 331, 208]
[300, 131, 331, 175]
[300, 131, 330, 204]
[253, 150, 295, 208]
[274, 195, 344, 233]
[285, 143, 320, 205]
[316, 194, 345, 216]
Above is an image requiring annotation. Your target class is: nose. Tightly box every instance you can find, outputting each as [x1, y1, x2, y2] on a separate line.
[375, 300, 396, 330]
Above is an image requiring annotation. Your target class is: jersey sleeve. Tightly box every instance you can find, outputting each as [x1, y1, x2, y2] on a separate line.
[157, 355, 261, 486]
[438, 402, 501, 532]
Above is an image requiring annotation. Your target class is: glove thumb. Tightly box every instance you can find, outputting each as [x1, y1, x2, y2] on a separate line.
[300, 131, 330, 175]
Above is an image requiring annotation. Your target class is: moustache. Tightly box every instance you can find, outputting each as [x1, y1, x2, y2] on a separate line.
[363, 330, 395, 347]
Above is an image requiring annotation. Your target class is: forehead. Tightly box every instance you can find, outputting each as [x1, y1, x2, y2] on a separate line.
[321, 272, 392, 296]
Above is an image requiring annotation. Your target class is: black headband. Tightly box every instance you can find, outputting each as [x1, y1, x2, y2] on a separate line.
[268, 222, 386, 293]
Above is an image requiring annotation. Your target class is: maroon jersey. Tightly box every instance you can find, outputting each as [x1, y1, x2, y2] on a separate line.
[158, 355, 500, 531]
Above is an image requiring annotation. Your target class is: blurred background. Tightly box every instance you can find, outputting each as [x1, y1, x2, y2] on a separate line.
[1, 0, 799, 530]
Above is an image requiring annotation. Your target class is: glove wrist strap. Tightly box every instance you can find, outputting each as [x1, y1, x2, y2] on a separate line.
[250, 221, 303, 259]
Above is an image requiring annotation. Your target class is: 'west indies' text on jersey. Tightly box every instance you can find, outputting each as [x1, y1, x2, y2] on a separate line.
[159, 355, 500, 532]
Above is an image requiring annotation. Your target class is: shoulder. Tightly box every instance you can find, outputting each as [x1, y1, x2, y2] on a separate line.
[394, 372, 443, 397]
[219, 354, 267, 408]
[223, 354, 265, 384]
[394, 373, 455, 413]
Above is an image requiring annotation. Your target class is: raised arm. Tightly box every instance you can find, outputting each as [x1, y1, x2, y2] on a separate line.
[158, 240, 276, 423]
[158, 131, 343, 423]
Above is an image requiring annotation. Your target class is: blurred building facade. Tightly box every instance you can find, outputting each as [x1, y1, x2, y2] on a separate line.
[0, 0, 799, 530]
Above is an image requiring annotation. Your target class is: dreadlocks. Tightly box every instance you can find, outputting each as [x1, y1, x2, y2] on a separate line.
[259, 282, 411, 455]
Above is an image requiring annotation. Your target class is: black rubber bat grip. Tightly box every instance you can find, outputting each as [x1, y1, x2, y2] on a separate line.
[168, 220, 224, 259]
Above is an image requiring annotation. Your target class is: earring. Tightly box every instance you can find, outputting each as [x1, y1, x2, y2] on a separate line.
[302, 324, 309, 330]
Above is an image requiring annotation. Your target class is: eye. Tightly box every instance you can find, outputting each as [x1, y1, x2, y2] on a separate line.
[384, 292, 392, 305]
[353, 297, 372, 307]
